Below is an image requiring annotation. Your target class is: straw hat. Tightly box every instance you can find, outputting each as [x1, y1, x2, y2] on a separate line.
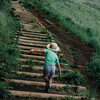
[47, 43, 60, 51]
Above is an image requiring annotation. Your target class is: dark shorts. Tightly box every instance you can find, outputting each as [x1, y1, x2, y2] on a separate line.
[43, 65, 56, 79]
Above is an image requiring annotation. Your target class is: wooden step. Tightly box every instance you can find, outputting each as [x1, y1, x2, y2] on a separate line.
[22, 22, 41, 26]
[6, 79, 66, 88]
[20, 50, 45, 56]
[22, 54, 45, 60]
[9, 90, 86, 99]
[22, 31, 48, 36]
[18, 36, 44, 41]
[18, 45, 46, 50]
[6, 79, 86, 92]
[17, 58, 69, 66]
[21, 65, 73, 72]
[22, 65, 43, 70]
[22, 28, 42, 32]
[12, 71, 58, 77]
[19, 47, 61, 54]
[21, 34, 47, 39]
[21, 29, 41, 33]
[17, 36, 54, 42]
[23, 24, 33, 30]
[23, 24, 42, 30]
[18, 41, 47, 48]
[21, 65, 42, 70]
[20, 49, 62, 58]
[19, 39, 50, 44]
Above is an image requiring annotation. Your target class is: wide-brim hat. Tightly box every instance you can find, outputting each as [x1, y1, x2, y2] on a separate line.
[47, 43, 60, 51]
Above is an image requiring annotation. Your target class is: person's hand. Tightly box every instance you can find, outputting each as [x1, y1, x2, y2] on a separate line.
[59, 72, 62, 77]
[30, 49, 34, 53]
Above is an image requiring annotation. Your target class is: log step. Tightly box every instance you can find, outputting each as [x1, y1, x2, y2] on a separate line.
[12, 71, 58, 77]
[20, 50, 45, 56]
[19, 46, 61, 53]
[20, 49, 62, 58]
[21, 34, 47, 39]
[17, 58, 69, 66]
[18, 41, 47, 48]
[22, 31, 48, 36]
[6, 79, 86, 92]
[9, 90, 86, 99]
[18, 45, 46, 50]
[18, 36, 44, 41]
[18, 39, 50, 44]
[21, 29, 41, 33]
[21, 54, 45, 60]
[21, 65, 73, 72]
[6, 79, 66, 88]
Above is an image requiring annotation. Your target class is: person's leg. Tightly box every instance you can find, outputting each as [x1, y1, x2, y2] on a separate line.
[48, 65, 56, 89]
[43, 66, 50, 81]
[49, 78, 52, 84]
[43, 66, 51, 92]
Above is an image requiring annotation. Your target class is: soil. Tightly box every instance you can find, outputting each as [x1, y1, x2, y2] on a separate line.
[30, 6, 93, 66]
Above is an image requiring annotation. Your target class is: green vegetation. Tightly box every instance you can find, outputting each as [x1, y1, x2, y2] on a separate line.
[19, 0, 41, 10]
[0, 0, 21, 99]
[0, 82, 11, 98]
[55, 70, 86, 86]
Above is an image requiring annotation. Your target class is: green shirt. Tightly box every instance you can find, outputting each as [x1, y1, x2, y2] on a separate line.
[44, 49, 59, 66]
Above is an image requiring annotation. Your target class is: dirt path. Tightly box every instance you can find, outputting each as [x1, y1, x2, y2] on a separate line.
[4, 1, 89, 100]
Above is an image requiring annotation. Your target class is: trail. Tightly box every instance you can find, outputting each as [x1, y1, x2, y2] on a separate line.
[5, 1, 87, 99]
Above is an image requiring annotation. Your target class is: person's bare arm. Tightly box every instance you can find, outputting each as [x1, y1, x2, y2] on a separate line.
[30, 49, 44, 53]
[57, 63, 61, 76]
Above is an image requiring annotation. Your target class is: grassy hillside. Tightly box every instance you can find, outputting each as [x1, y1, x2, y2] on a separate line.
[20, 0, 100, 91]
[0, 0, 20, 98]
[41, 0, 100, 50]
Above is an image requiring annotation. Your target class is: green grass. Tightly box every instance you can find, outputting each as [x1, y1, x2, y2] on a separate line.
[0, 82, 11, 98]
[55, 70, 86, 86]
[40, 0, 100, 48]
[0, 0, 21, 98]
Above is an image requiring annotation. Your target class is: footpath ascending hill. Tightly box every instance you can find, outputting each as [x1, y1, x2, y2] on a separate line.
[4, 1, 91, 100]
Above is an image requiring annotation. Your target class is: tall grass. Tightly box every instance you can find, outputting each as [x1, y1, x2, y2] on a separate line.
[40, 0, 100, 49]
[0, 0, 20, 98]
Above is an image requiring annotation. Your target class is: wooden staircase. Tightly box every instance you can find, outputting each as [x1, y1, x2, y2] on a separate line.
[5, 1, 88, 100]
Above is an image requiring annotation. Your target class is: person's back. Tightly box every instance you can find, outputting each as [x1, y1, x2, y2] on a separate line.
[44, 49, 59, 66]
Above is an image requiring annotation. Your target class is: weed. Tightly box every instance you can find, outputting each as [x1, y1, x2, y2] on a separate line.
[60, 58, 69, 64]
[62, 97, 74, 100]
[55, 70, 86, 86]
[30, 19, 36, 23]
[86, 89, 97, 100]
[86, 54, 100, 90]
[0, 82, 11, 99]
[55, 39, 63, 47]
[41, 29, 49, 34]
[49, 97, 59, 100]
[66, 45, 70, 51]
[0, 0, 21, 98]
[33, 25, 40, 29]
[70, 47, 78, 66]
